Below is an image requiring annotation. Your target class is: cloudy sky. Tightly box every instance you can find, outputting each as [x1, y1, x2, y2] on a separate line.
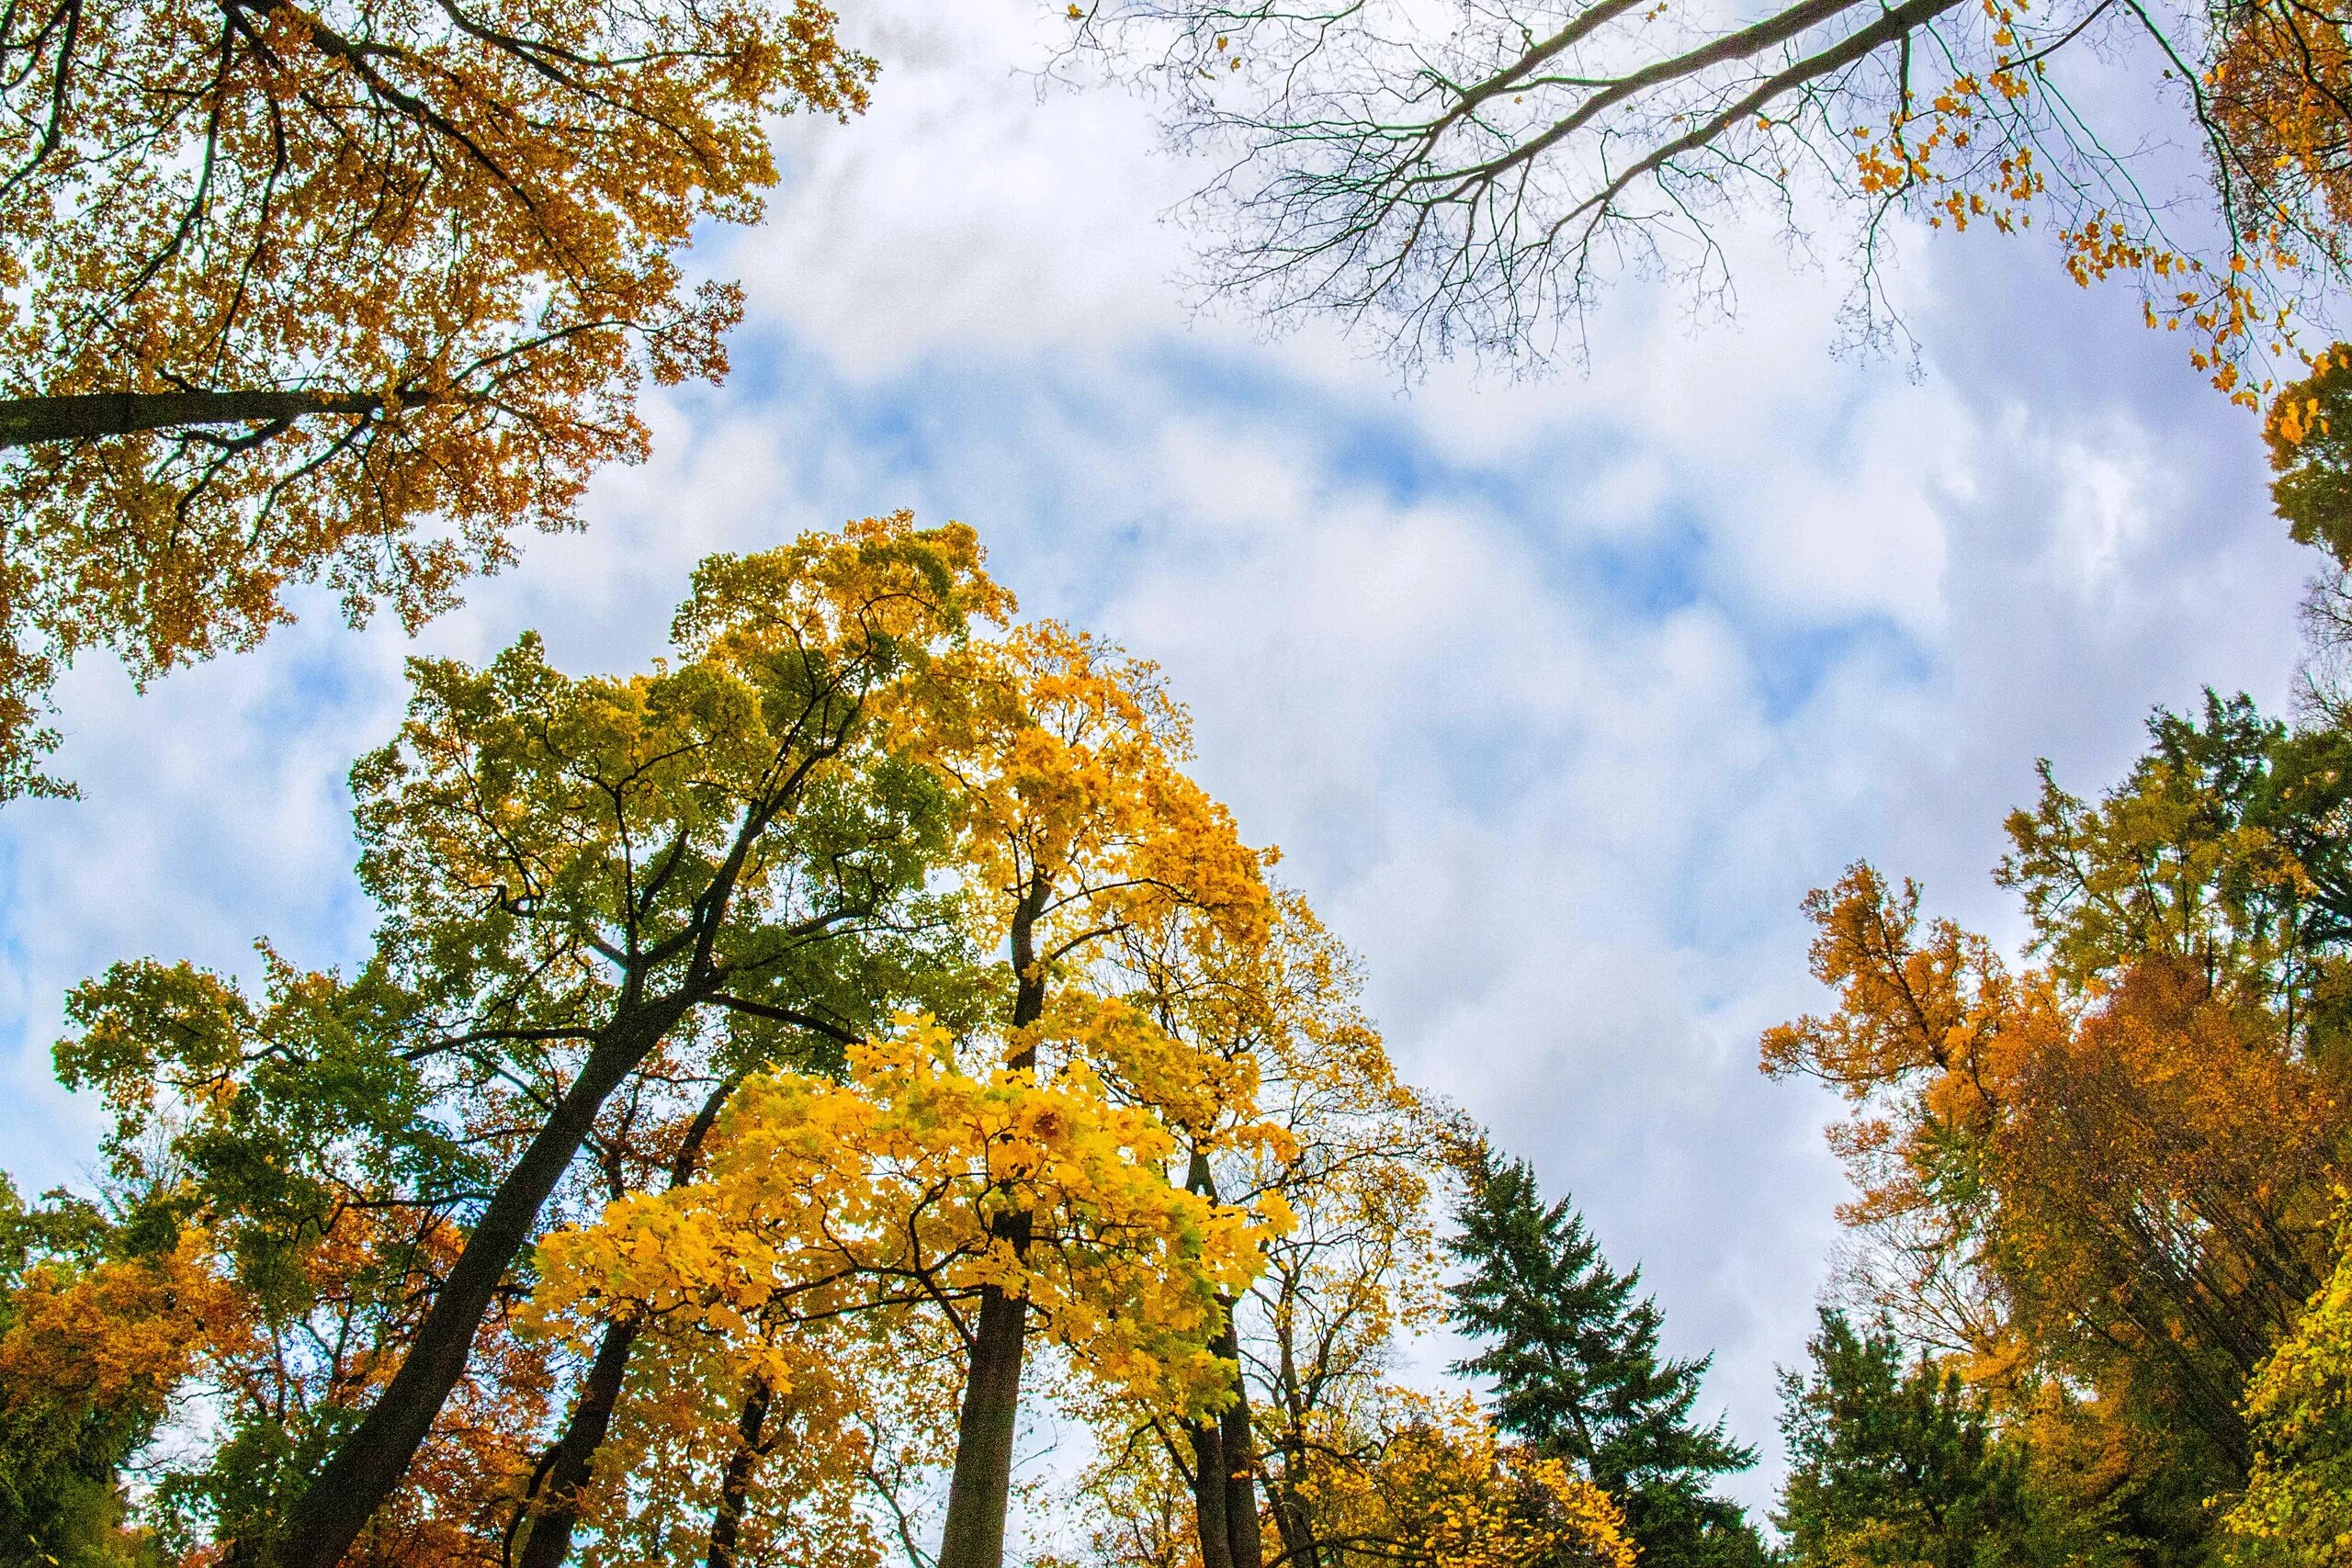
[0, 0, 2316, 1528]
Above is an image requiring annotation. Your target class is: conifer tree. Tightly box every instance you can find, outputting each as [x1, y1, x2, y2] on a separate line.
[1774, 1311, 2048, 1568]
[1446, 1146, 1764, 1568]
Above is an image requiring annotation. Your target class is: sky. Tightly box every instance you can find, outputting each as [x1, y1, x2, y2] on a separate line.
[0, 0, 2320, 1530]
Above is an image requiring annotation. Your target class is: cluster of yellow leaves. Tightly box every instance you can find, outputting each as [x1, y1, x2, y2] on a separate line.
[922, 620, 1273, 1014]
[531, 1015, 1287, 1423]
[1292, 1393, 1635, 1568]
[354, 510, 1008, 965]
[2226, 1197, 2352, 1562]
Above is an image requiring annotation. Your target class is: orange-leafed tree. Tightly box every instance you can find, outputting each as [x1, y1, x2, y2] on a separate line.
[0, 1177, 240, 1568]
[0, 0, 873, 798]
[1763, 859, 2352, 1551]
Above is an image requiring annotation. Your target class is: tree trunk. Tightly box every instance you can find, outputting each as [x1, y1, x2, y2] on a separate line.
[0, 389, 388, 447]
[251, 1004, 685, 1568]
[935, 1280, 1031, 1568]
[705, 1375, 774, 1568]
[1180, 1153, 1265, 1568]
[511, 1077, 738, 1568]
[514, 1318, 638, 1568]
[1188, 1418, 1237, 1568]
[934, 880, 1050, 1568]
[1216, 1323, 1265, 1568]
[1266, 1452, 1320, 1568]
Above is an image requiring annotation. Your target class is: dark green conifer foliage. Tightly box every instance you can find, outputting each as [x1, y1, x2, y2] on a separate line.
[1773, 1311, 2032, 1568]
[1445, 1146, 1764, 1568]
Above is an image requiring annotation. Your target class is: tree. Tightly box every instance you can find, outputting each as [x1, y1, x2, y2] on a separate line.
[1762, 813, 2352, 1555]
[1446, 1146, 1765, 1568]
[0, 1176, 234, 1568]
[2224, 1199, 2352, 1565]
[1775, 1309, 2076, 1568]
[51, 513, 1009, 1568]
[527, 1014, 1278, 1567]
[912, 621, 1276, 1568]
[0, 0, 874, 798]
[1067, 0, 2349, 389]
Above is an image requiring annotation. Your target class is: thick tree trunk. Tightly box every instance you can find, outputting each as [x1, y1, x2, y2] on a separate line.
[513, 1317, 637, 1568]
[1187, 1419, 1237, 1568]
[0, 389, 386, 446]
[251, 1004, 685, 1568]
[705, 1375, 774, 1568]
[935, 1281, 1031, 1568]
[1216, 1324, 1265, 1568]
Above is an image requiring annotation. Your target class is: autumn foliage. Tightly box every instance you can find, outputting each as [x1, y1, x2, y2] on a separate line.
[0, 0, 873, 797]
[0, 514, 1680, 1568]
[1763, 694, 2352, 1561]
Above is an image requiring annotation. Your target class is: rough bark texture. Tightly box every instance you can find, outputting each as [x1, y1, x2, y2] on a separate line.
[936, 1283, 1032, 1568]
[1216, 1326, 1266, 1568]
[1189, 1419, 1238, 1568]
[705, 1375, 774, 1568]
[0, 389, 388, 446]
[1179, 1150, 1266, 1568]
[514, 1318, 639, 1568]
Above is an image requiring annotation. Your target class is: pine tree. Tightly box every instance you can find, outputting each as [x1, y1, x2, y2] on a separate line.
[1447, 1147, 1765, 1568]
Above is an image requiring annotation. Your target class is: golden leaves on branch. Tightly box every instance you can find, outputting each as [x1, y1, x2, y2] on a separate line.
[531, 1014, 1287, 1424]
[0, 0, 876, 793]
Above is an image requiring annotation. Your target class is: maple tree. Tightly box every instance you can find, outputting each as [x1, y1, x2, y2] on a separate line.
[44, 513, 1006, 1568]
[0, 1177, 234, 1568]
[0, 0, 874, 799]
[1055, 889, 1435, 1568]
[1068, 0, 2352, 397]
[909, 621, 1276, 1568]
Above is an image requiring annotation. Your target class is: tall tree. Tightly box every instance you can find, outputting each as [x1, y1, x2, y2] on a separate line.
[52, 513, 1007, 1568]
[917, 622, 1274, 1568]
[1446, 1147, 1764, 1568]
[0, 0, 872, 798]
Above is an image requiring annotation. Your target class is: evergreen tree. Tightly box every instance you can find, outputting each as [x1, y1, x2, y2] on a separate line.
[1774, 1310, 2111, 1568]
[1446, 1146, 1765, 1568]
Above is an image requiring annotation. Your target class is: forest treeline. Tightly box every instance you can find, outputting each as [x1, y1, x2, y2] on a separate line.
[0, 512, 1768, 1568]
[17, 0, 2352, 1561]
[20, 479, 2352, 1568]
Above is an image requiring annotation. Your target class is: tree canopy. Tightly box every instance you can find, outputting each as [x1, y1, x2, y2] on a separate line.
[0, 0, 873, 798]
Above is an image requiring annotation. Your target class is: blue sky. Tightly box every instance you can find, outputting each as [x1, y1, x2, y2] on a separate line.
[0, 0, 2321, 1527]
